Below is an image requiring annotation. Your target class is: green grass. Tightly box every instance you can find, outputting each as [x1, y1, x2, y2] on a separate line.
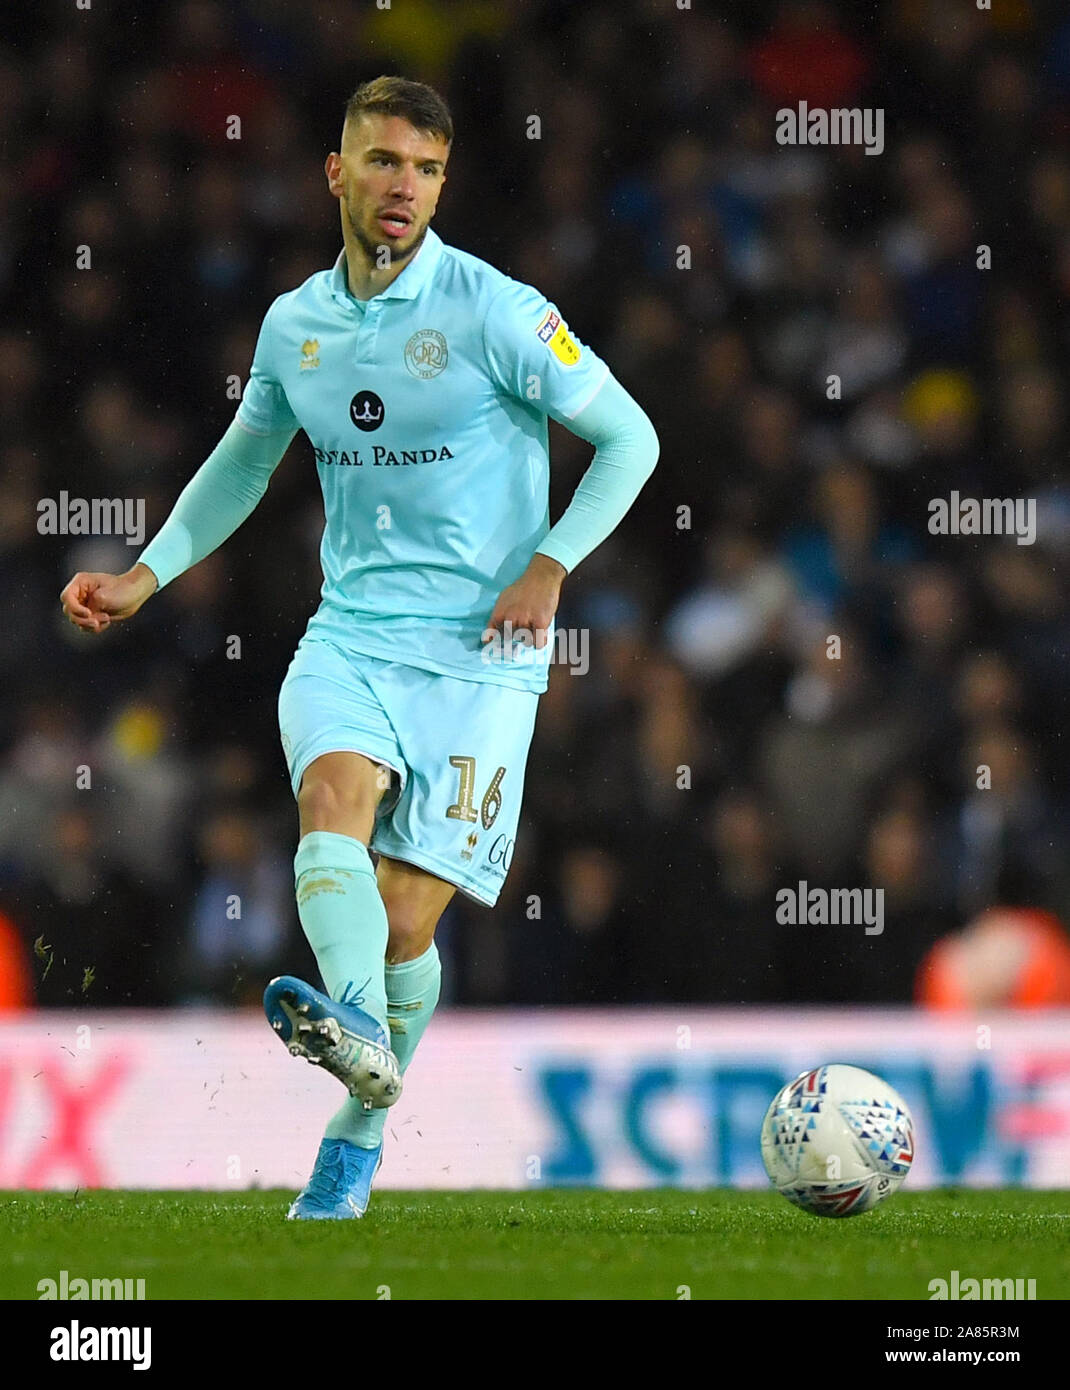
[1, 1189, 1067, 1300]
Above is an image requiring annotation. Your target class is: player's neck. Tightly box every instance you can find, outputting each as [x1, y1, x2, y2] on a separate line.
[341, 224, 424, 301]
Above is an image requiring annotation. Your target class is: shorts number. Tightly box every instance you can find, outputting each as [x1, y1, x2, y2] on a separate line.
[447, 755, 505, 831]
[480, 765, 505, 831]
[446, 756, 478, 823]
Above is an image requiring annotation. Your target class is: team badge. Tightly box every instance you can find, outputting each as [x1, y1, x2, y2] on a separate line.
[300, 339, 320, 371]
[405, 328, 448, 378]
[535, 307, 581, 366]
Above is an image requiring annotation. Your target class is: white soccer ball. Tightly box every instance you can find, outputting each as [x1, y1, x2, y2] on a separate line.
[760, 1064, 915, 1217]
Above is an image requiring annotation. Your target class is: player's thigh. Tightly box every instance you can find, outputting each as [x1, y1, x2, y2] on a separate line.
[298, 750, 389, 841]
[278, 638, 406, 838]
[370, 667, 540, 907]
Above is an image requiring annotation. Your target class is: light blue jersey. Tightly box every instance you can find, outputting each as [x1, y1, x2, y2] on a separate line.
[236, 227, 610, 692]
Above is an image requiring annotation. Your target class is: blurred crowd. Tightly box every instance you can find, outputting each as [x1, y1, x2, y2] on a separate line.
[2, 0, 1070, 1009]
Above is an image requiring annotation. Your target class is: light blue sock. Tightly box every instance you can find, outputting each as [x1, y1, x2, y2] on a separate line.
[293, 831, 388, 1032]
[325, 941, 442, 1149]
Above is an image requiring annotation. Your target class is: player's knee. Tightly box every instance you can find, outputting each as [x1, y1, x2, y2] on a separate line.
[297, 774, 376, 840]
[380, 865, 453, 962]
[384, 894, 441, 961]
[385, 913, 437, 964]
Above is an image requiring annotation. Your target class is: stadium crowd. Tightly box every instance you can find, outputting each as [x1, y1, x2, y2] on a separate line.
[2, 0, 1069, 1008]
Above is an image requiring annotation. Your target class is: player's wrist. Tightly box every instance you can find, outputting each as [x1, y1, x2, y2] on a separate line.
[528, 551, 567, 588]
[127, 562, 160, 597]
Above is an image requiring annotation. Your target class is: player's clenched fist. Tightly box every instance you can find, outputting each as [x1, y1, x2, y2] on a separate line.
[60, 563, 159, 633]
[482, 552, 566, 651]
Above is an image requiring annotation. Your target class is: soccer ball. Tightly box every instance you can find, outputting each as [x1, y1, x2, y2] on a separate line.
[760, 1064, 915, 1217]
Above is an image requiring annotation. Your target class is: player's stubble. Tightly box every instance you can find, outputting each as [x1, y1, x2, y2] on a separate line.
[345, 198, 429, 269]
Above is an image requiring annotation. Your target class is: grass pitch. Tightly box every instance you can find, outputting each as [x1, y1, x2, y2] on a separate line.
[1, 1189, 1066, 1300]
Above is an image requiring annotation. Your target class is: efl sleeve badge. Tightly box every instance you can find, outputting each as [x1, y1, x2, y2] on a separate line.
[535, 307, 581, 367]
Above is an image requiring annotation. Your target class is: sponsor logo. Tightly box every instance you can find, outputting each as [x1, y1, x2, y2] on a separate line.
[404, 328, 448, 378]
[549, 324, 580, 365]
[536, 309, 560, 343]
[485, 834, 514, 872]
[313, 444, 454, 467]
[536, 307, 581, 365]
[350, 390, 385, 431]
[535, 307, 581, 366]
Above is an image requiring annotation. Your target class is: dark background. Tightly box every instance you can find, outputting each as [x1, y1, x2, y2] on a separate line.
[2, 0, 1069, 1009]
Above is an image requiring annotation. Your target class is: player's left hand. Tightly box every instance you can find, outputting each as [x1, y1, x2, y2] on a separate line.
[482, 553, 566, 651]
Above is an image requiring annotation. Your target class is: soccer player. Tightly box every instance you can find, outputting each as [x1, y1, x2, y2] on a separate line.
[59, 76, 659, 1219]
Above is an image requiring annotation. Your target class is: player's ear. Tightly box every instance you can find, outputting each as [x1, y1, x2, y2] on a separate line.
[325, 153, 344, 198]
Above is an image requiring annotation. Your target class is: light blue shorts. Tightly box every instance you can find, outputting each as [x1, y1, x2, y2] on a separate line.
[277, 636, 540, 906]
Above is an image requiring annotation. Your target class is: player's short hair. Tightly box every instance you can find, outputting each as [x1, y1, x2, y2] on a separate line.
[344, 76, 453, 147]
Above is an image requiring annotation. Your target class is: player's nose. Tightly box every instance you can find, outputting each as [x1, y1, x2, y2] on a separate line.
[390, 169, 417, 199]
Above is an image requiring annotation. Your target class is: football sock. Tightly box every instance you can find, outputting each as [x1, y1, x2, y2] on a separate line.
[293, 831, 389, 1032]
[325, 941, 442, 1149]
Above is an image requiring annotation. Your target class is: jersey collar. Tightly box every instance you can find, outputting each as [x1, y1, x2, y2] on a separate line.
[329, 226, 444, 309]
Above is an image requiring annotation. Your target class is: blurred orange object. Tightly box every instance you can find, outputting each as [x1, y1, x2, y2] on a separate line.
[0, 909, 32, 1010]
[917, 907, 1070, 1009]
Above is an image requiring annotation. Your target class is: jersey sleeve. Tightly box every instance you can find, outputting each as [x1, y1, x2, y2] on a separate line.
[533, 372, 659, 574]
[482, 280, 610, 423]
[235, 298, 301, 436]
[136, 417, 296, 590]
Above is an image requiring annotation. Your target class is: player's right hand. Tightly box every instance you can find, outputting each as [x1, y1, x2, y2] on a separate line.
[60, 563, 159, 633]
